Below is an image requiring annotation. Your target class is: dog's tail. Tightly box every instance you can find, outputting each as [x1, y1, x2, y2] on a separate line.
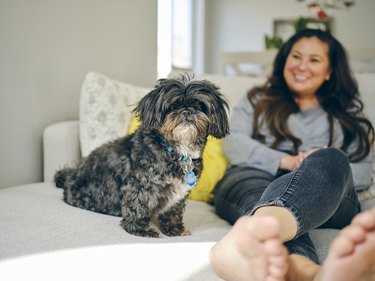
[54, 168, 75, 188]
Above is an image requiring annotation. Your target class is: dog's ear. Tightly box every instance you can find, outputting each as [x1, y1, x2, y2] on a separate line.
[188, 80, 230, 139]
[207, 93, 230, 139]
[132, 87, 164, 130]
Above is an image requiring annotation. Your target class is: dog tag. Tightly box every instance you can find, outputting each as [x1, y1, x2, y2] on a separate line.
[184, 171, 197, 187]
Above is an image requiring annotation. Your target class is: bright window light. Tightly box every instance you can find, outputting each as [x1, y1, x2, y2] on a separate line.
[157, 0, 193, 78]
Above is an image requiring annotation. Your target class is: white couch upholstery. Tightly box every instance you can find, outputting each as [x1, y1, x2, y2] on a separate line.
[1, 73, 375, 280]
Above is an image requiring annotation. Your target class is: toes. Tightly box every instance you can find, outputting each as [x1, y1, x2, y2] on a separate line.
[266, 273, 286, 281]
[265, 239, 287, 256]
[330, 235, 354, 257]
[265, 239, 288, 280]
[342, 224, 367, 243]
[352, 208, 375, 231]
[330, 211, 374, 258]
[322, 211, 375, 281]
[210, 216, 288, 281]
[268, 262, 288, 278]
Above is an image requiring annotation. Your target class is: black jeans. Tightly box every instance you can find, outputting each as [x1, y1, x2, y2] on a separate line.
[214, 148, 361, 264]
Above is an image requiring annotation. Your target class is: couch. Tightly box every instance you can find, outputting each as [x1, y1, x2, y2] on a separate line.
[1, 72, 375, 281]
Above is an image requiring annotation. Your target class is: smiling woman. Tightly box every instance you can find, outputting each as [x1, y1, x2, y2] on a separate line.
[210, 27, 375, 281]
[283, 36, 331, 109]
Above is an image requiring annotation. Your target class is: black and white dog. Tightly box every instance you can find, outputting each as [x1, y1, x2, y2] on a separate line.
[55, 74, 229, 237]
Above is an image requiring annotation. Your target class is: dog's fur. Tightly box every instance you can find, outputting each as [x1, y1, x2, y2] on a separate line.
[54, 74, 229, 237]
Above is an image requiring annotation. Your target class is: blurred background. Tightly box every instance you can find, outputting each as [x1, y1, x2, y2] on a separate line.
[1, 0, 374, 189]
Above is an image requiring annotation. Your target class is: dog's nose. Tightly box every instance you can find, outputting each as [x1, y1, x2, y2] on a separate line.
[181, 109, 194, 116]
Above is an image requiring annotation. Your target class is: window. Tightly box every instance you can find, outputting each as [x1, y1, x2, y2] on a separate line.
[158, 0, 204, 78]
[171, 0, 193, 70]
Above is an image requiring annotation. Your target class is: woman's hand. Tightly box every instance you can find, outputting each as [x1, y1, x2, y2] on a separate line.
[280, 148, 321, 171]
[279, 155, 296, 171]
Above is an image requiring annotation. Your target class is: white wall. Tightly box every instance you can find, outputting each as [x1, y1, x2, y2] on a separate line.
[0, 0, 157, 189]
[204, 0, 375, 73]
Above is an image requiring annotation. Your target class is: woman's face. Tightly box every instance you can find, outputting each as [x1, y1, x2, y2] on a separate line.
[283, 37, 331, 97]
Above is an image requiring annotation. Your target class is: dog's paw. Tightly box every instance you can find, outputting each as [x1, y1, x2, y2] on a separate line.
[160, 226, 191, 237]
[120, 220, 160, 238]
[180, 229, 191, 236]
[138, 228, 160, 238]
[127, 227, 160, 238]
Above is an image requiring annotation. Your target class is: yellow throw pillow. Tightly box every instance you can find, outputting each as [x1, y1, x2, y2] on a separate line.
[127, 116, 228, 202]
[127, 116, 140, 135]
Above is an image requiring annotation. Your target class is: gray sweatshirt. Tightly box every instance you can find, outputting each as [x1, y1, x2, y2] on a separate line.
[223, 95, 374, 191]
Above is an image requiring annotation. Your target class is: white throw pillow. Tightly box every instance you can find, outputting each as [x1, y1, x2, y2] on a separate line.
[79, 72, 149, 157]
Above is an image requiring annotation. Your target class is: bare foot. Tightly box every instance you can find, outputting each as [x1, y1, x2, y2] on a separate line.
[317, 207, 375, 281]
[210, 216, 288, 281]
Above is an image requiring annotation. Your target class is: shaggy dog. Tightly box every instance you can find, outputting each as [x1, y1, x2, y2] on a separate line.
[55, 74, 229, 237]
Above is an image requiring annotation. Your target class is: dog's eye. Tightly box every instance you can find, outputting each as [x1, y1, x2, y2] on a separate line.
[196, 102, 208, 114]
[167, 102, 180, 113]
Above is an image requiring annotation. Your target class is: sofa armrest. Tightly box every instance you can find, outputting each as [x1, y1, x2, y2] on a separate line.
[43, 121, 81, 182]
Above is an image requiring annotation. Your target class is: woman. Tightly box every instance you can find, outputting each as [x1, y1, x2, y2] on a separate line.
[210, 28, 375, 281]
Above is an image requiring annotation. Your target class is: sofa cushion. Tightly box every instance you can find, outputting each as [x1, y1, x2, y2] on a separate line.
[1, 182, 373, 264]
[0, 183, 232, 260]
[190, 136, 228, 202]
[79, 72, 149, 157]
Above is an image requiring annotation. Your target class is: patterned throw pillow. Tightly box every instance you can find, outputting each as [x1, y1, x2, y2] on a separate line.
[358, 180, 375, 202]
[79, 72, 149, 157]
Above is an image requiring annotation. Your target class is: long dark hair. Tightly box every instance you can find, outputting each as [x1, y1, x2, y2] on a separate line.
[248, 28, 374, 162]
